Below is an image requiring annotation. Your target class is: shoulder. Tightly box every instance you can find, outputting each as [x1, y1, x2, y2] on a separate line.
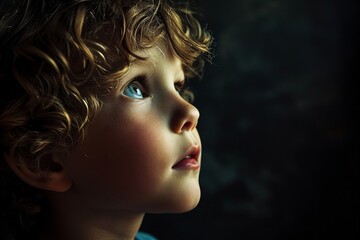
[135, 231, 157, 240]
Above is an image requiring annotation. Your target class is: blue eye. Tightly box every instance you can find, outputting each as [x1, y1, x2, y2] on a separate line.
[123, 82, 145, 99]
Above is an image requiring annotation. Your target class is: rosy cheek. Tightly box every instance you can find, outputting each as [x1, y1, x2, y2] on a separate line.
[102, 118, 168, 188]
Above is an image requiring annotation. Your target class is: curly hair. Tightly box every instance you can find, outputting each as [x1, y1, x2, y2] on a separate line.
[0, 0, 212, 238]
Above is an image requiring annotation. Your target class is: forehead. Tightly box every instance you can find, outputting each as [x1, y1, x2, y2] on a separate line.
[129, 41, 174, 63]
[128, 43, 184, 78]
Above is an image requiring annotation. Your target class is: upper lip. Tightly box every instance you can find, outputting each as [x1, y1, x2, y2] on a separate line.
[173, 145, 201, 167]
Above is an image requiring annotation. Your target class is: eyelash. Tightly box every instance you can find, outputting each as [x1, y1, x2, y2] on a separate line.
[175, 81, 186, 93]
[175, 80, 194, 103]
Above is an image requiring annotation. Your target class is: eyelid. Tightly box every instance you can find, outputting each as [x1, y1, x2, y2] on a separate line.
[175, 79, 195, 103]
[124, 75, 147, 89]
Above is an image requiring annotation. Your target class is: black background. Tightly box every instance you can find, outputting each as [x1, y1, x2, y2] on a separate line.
[141, 0, 359, 239]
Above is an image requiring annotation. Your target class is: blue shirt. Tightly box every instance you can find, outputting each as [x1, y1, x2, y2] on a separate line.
[135, 231, 157, 240]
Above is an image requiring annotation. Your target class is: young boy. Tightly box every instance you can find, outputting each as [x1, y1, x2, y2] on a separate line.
[0, 0, 212, 239]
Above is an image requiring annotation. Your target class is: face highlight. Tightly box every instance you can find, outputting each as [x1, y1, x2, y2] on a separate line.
[64, 46, 202, 214]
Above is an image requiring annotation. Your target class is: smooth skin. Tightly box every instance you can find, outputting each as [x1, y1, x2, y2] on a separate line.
[44, 45, 202, 240]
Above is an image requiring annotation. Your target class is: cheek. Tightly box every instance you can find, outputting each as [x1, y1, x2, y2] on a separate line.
[109, 116, 172, 191]
[68, 110, 172, 203]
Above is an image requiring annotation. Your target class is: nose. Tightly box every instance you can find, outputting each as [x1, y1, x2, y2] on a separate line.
[170, 98, 200, 133]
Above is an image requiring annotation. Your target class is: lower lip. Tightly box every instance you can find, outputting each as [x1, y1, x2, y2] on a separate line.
[172, 158, 200, 170]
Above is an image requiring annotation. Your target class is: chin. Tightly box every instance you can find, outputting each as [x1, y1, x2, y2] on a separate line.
[174, 193, 201, 213]
[150, 186, 201, 214]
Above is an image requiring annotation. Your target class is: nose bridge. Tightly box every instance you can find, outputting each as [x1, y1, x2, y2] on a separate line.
[169, 93, 200, 133]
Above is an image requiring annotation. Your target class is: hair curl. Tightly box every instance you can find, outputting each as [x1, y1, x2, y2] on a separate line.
[0, 0, 212, 237]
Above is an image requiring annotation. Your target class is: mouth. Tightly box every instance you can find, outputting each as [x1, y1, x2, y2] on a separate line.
[172, 145, 201, 170]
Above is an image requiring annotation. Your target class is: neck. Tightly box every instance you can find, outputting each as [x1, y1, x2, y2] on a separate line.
[42, 192, 145, 240]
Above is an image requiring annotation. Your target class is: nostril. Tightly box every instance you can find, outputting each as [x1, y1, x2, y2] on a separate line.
[181, 121, 194, 132]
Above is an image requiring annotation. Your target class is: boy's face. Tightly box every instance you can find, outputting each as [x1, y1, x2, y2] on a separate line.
[64, 45, 202, 213]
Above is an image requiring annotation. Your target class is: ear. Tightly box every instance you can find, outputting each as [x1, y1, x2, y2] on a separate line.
[4, 153, 72, 192]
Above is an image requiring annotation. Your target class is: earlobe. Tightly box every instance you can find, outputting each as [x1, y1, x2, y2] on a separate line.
[4, 154, 72, 192]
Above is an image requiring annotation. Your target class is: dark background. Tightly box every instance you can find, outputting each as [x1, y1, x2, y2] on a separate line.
[141, 0, 359, 239]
